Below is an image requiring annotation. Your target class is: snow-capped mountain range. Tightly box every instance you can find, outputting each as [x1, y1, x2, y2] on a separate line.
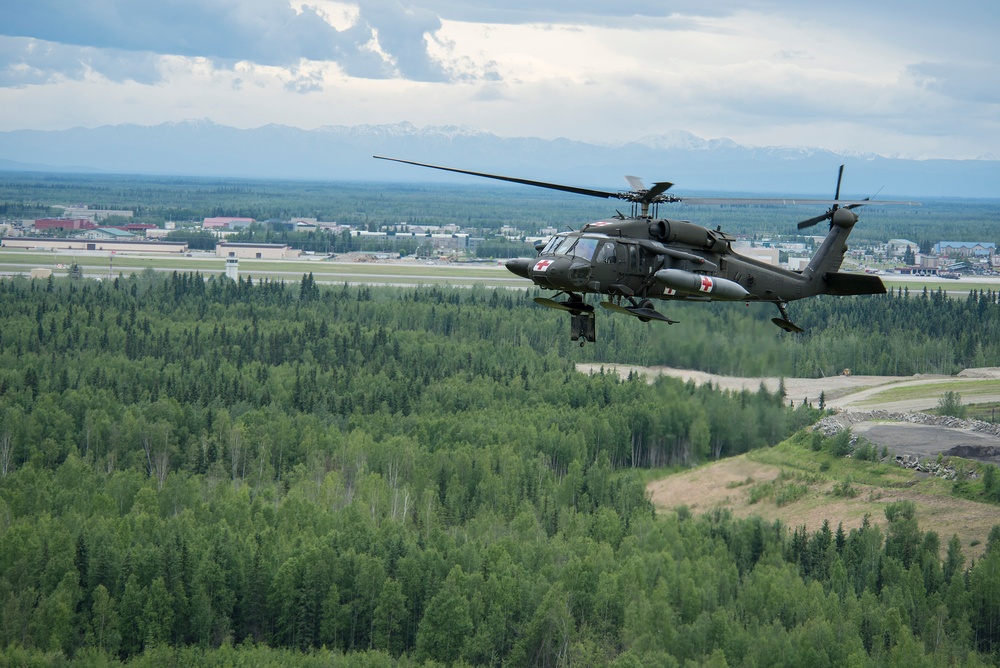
[0, 121, 996, 198]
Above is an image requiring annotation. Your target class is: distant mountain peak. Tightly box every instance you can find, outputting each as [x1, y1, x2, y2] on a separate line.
[316, 121, 487, 140]
[632, 130, 739, 151]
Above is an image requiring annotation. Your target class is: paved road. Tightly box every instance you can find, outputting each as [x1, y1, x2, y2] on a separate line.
[848, 422, 1000, 463]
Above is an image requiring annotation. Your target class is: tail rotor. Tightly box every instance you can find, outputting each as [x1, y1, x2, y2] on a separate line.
[796, 165, 863, 230]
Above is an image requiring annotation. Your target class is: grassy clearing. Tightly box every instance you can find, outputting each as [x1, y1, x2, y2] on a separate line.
[966, 402, 1000, 423]
[748, 436, 913, 488]
[855, 379, 1000, 406]
[647, 433, 999, 559]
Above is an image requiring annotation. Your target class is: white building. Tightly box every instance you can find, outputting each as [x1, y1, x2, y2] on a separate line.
[732, 244, 780, 266]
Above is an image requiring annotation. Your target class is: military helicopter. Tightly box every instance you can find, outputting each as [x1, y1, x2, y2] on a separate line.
[375, 156, 917, 344]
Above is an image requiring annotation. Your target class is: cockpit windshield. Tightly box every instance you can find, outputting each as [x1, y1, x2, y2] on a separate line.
[569, 237, 599, 261]
[544, 235, 600, 261]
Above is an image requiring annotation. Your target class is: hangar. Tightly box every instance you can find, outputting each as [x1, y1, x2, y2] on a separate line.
[215, 242, 300, 259]
[1, 237, 189, 254]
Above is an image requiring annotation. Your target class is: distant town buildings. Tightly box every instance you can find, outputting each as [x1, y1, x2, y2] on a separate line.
[1, 209, 995, 277]
[62, 206, 133, 222]
[203, 217, 255, 230]
[934, 241, 997, 257]
[34, 218, 95, 231]
[77, 228, 134, 241]
[351, 230, 472, 251]
[731, 244, 780, 266]
[886, 239, 919, 256]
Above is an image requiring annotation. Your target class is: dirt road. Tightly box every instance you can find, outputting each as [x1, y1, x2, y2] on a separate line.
[578, 364, 1000, 461]
[577, 364, 1000, 412]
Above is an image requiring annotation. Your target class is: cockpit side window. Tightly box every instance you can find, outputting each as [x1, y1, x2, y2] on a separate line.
[571, 238, 599, 261]
[541, 237, 560, 255]
[596, 241, 618, 264]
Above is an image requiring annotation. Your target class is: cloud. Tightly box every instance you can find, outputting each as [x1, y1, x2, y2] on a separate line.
[907, 62, 1000, 105]
[0, 0, 449, 85]
[0, 37, 163, 86]
[355, 0, 446, 80]
[2, 1, 334, 63]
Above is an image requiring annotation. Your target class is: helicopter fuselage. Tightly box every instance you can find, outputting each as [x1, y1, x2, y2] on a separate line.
[505, 216, 826, 306]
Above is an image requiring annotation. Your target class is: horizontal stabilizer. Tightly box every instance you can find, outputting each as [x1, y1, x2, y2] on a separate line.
[824, 272, 886, 296]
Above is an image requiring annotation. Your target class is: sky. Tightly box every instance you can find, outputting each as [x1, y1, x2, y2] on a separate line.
[0, 0, 998, 160]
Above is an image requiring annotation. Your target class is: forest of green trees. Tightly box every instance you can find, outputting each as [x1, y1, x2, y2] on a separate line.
[1, 271, 999, 666]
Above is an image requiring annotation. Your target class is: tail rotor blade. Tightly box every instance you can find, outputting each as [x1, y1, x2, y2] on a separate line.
[797, 212, 832, 230]
[796, 164, 849, 229]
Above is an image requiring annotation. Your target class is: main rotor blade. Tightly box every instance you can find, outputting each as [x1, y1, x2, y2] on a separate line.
[834, 164, 845, 202]
[374, 156, 621, 200]
[624, 175, 646, 191]
[675, 195, 920, 206]
[677, 197, 918, 206]
[374, 156, 920, 209]
[645, 181, 674, 202]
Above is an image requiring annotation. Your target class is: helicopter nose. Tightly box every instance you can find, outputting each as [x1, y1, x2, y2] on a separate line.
[505, 258, 533, 279]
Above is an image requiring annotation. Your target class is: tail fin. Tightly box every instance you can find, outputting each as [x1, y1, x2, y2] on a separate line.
[802, 208, 887, 296]
[802, 208, 859, 279]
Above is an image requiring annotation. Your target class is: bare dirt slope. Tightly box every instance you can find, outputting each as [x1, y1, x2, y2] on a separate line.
[579, 364, 1000, 555]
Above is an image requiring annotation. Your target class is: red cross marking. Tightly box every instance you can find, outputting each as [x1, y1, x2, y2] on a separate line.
[699, 276, 714, 292]
[534, 259, 553, 272]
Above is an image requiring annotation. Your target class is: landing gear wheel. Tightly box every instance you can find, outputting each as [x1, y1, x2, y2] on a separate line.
[771, 302, 805, 333]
